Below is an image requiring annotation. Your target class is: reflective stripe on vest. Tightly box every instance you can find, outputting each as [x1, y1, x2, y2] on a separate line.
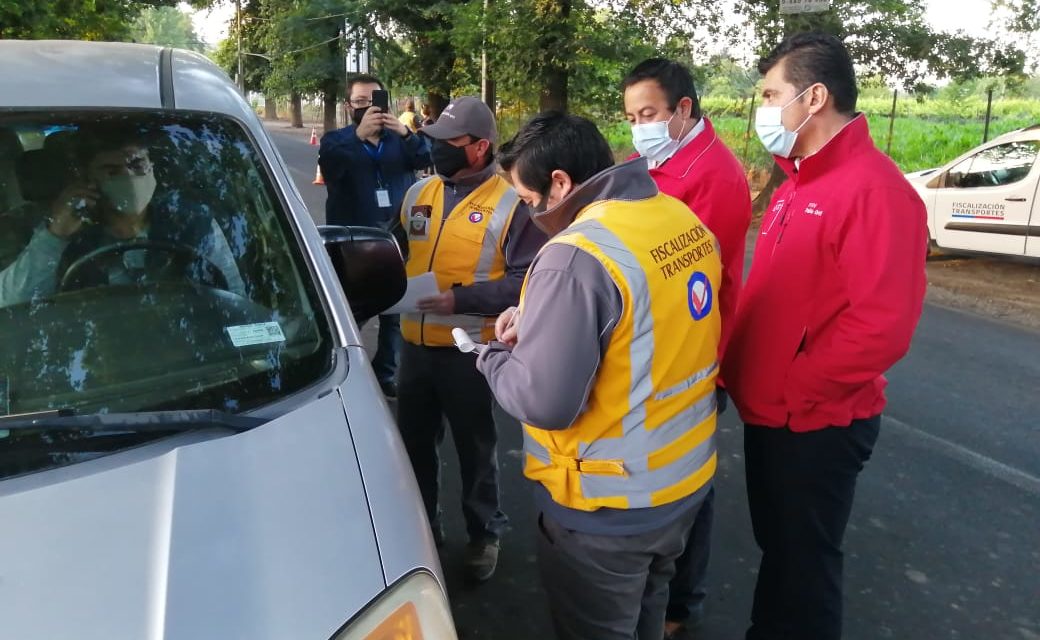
[400, 176, 518, 346]
[521, 202, 721, 511]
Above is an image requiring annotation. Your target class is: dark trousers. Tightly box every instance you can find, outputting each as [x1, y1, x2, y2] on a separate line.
[396, 342, 508, 542]
[368, 314, 401, 384]
[537, 503, 701, 640]
[666, 387, 727, 625]
[666, 486, 714, 624]
[744, 416, 881, 640]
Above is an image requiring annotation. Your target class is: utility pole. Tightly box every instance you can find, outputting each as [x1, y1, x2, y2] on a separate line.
[236, 0, 244, 94]
[480, 0, 495, 110]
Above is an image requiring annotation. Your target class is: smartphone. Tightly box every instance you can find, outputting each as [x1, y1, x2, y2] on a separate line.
[372, 89, 389, 113]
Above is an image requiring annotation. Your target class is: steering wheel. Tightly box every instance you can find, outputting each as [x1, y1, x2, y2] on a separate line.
[59, 240, 230, 293]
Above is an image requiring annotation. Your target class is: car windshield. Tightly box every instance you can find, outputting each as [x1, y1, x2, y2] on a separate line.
[0, 111, 333, 477]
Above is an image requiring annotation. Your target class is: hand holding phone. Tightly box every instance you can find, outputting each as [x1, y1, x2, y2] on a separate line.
[49, 180, 98, 238]
[371, 89, 389, 113]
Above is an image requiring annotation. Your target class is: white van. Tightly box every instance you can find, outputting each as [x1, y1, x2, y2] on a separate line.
[905, 124, 1040, 258]
[0, 40, 457, 639]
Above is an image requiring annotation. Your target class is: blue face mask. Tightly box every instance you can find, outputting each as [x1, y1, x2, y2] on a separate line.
[630, 110, 679, 163]
[755, 86, 814, 158]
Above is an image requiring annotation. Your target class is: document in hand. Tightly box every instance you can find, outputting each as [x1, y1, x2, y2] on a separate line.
[384, 272, 440, 314]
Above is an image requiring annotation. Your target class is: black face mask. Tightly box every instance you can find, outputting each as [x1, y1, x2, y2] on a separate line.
[431, 139, 472, 179]
[352, 106, 370, 126]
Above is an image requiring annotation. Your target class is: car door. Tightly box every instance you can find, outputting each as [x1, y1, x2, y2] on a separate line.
[1026, 168, 1040, 258]
[933, 140, 1040, 256]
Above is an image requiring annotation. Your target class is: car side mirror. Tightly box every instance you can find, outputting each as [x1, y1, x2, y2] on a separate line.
[318, 225, 406, 324]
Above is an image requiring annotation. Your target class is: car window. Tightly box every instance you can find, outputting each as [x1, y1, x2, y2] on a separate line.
[945, 141, 1040, 189]
[0, 111, 333, 442]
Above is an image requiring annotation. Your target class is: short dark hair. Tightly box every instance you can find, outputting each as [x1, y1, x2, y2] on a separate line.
[76, 122, 154, 163]
[346, 74, 384, 97]
[758, 33, 858, 114]
[499, 111, 614, 195]
[621, 58, 702, 120]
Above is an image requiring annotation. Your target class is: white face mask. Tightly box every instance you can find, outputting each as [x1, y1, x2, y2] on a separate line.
[631, 110, 681, 164]
[755, 86, 814, 158]
[100, 172, 156, 216]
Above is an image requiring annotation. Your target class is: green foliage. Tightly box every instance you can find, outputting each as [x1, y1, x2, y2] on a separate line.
[258, 0, 346, 97]
[733, 0, 1027, 86]
[0, 0, 175, 40]
[130, 6, 206, 51]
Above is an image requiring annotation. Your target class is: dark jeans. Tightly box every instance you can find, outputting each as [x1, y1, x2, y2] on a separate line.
[396, 342, 508, 542]
[744, 416, 881, 640]
[367, 314, 401, 384]
[537, 503, 702, 640]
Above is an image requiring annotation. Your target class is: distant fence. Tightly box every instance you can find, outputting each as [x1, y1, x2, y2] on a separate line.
[701, 92, 1040, 174]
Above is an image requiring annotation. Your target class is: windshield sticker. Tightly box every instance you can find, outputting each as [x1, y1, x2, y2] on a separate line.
[226, 322, 286, 347]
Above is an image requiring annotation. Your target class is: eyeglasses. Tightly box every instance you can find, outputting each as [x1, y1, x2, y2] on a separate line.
[349, 98, 373, 108]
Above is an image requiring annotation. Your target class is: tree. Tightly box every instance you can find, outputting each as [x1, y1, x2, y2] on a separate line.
[0, 0, 176, 40]
[724, 0, 1032, 211]
[211, 0, 278, 119]
[733, 0, 1026, 86]
[130, 6, 206, 51]
[258, 0, 348, 132]
[990, 0, 1040, 73]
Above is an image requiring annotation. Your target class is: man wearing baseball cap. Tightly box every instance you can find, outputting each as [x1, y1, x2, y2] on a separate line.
[396, 96, 546, 582]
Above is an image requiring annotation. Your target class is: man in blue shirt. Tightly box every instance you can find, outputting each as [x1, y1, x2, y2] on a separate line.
[319, 75, 432, 397]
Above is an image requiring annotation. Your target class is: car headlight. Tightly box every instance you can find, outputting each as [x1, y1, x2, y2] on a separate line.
[333, 571, 458, 640]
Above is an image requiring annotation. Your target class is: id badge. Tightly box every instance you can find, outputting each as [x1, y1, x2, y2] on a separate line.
[375, 188, 391, 208]
[408, 204, 433, 240]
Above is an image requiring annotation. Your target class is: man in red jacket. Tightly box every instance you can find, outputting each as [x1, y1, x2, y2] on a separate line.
[622, 58, 752, 640]
[720, 33, 927, 640]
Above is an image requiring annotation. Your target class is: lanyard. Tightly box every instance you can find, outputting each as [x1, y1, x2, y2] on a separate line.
[362, 139, 385, 187]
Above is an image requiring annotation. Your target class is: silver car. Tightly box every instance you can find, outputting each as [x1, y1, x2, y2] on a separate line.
[0, 40, 457, 639]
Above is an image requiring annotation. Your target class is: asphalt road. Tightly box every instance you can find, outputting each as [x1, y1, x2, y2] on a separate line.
[268, 124, 1040, 640]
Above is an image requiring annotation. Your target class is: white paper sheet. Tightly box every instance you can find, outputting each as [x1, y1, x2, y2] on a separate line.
[384, 272, 441, 314]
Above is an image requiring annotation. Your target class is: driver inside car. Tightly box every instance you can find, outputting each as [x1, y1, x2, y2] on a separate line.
[0, 127, 245, 307]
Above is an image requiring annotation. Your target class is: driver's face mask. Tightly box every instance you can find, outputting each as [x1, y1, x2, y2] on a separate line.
[100, 172, 156, 216]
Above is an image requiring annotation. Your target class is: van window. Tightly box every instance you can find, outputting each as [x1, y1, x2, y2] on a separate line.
[945, 141, 1040, 189]
[0, 112, 334, 477]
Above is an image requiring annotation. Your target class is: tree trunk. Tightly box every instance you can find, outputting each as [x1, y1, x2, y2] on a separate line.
[290, 93, 303, 128]
[540, 69, 568, 112]
[323, 86, 339, 133]
[752, 163, 786, 215]
[537, 0, 571, 112]
[323, 32, 343, 133]
[263, 94, 278, 120]
[427, 92, 450, 120]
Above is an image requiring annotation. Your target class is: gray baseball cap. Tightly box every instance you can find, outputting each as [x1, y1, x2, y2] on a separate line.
[421, 96, 498, 143]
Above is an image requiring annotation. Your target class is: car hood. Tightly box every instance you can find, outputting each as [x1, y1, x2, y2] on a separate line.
[904, 167, 939, 184]
[0, 392, 384, 640]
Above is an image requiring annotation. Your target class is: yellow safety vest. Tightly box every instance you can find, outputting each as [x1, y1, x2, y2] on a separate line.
[399, 173, 519, 347]
[521, 194, 722, 511]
